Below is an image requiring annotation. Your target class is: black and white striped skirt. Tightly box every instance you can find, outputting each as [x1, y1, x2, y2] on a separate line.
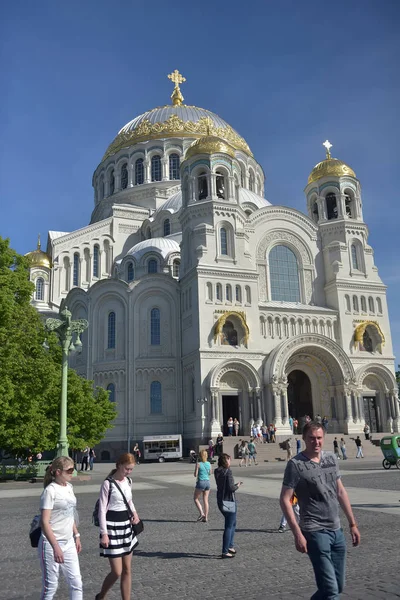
[100, 509, 138, 558]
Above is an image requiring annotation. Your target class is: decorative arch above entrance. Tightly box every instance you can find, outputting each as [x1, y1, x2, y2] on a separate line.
[354, 364, 399, 433]
[210, 359, 260, 390]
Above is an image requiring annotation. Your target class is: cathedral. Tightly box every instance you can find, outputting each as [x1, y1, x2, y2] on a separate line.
[25, 70, 399, 458]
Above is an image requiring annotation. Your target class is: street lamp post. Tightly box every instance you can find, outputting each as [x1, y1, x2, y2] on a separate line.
[45, 302, 88, 457]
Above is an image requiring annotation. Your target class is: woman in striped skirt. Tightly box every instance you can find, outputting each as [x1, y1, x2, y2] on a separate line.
[96, 453, 141, 600]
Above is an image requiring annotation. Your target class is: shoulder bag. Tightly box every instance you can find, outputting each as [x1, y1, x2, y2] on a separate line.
[111, 478, 144, 536]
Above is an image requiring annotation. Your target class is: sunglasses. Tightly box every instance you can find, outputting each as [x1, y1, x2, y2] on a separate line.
[64, 468, 75, 474]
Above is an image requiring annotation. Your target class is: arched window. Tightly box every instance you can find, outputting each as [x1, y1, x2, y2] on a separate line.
[107, 383, 116, 403]
[121, 163, 128, 189]
[220, 228, 228, 255]
[249, 172, 255, 192]
[93, 245, 99, 278]
[163, 219, 171, 237]
[222, 320, 238, 346]
[216, 283, 222, 301]
[206, 282, 213, 301]
[169, 153, 180, 180]
[269, 245, 300, 302]
[109, 170, 115, 195]
[326, 193, 338, 220]
[245, 285, 251, 304]
[151, 155, 162, 182]
[376, 297, 382, 314]
[345, 294, 351, 312]
[368, 296, 375, 313]
[148, 259, 157, 274]
[235, 285, 242, 302]
[361, 296, 367, 312]
[135, 158, 144, 185]
[352, 295, 359, 312]
[216, 171, 226, 199]
[351, 244, 359, 270]
[99, 177, 104, 199]
[150, 381, 162, 414]
[35, 277, 44, 301]
[226, 284, 232, 302]
[150, 308, 160, 345]
[312, 201, 319, 223]
[107, 312, 116, 349]
[127, 262, 134, 282]
[345, 194, 353, 217]
[198, 172, 208, 200]
[73, 253, 80, 286]
[172, 259, 180, 278]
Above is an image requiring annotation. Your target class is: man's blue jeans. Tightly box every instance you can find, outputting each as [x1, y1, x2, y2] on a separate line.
[303, 528, 347, 600]
[218, 504, 236, 554]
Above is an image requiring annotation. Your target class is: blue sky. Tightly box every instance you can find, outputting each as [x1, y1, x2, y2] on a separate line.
[1, 0, 399, 364]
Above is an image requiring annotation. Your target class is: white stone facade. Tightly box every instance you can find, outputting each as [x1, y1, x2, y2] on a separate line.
[29, 101, 399, 459]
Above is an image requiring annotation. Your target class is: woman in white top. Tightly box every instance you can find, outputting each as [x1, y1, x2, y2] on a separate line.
[96, 453, 141, 600]
[39, 456, 82, 600]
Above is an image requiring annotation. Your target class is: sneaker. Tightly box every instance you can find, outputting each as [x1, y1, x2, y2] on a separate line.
[278, 525, 286, 533]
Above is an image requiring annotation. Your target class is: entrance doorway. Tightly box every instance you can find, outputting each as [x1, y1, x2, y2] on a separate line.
[287, 370, 313, 421]
[363, 396, 379, 432]
[222, 395, 239, 435]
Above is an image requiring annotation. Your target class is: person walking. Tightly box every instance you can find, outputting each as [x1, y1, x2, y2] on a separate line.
[81, 447, 89, 471]
[193, 449, 212, 522]
[280, 421, 361, 599]
[89, 448, 96, 470]
[208, 438, 214, 460]
[278, 492, 300, 533]
[340, 438, 347, 460]
[363, 424, 370, 441]
[233, 418, 240, 436]
[322, 415, 329, 430]
[293, 418, 299, 434]
[248, 438, 258, 465]
[239, 441, 249, 467]
[38, 456, 83, 600]
[132, 442, 141, 465]
[355, 436, 364, 458]
[269, 424, 276, 443]
[227, 417, 234, 436]
[333, 437, 341, 460]
[286, 438, 292, 461]
[96, 453, 141, 600]
[214, 453, 243, 559]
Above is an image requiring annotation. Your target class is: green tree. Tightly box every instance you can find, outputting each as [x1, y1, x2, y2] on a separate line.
[0, 237, 116, 455]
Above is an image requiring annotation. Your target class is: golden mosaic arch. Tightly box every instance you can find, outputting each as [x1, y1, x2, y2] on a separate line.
[214, 311, 250, 345]
[353, 320, 385, 349]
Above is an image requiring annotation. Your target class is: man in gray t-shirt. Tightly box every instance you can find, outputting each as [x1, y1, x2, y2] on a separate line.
[280, 422, 360, 599]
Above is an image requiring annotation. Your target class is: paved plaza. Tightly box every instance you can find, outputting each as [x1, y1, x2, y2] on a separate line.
[0, 457, 399, 599]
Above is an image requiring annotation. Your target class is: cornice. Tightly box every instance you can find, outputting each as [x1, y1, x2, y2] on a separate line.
[51, 218, 113, 247]
[325, 281, 387, 292]
[249, 206, 318, 240]
[197, 268, 259, 280]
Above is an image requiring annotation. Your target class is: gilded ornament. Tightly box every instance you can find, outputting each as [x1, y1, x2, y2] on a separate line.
[307, 158, 356, 184]
[186, 135, 235, 159]
[168, 69, 186, 106]
[103, 110, 253, 160]
[25, 234, 52, 269]
[213, 311, 250, 345]
[353, 321, 385, 348]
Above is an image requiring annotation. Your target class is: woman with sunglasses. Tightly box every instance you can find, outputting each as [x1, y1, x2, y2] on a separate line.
[38, 456, 82, 599]
[96, 453, 141, 600]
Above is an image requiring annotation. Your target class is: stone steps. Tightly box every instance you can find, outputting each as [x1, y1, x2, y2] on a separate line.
[217, 432, 389, 461]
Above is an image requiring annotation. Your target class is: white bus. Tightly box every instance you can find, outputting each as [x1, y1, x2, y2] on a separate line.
[142, 434, 182, 463]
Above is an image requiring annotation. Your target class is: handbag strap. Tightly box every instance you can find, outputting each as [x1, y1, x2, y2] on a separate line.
[109, 477, 133, 517]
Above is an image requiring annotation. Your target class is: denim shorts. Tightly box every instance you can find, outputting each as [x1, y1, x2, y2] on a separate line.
[196, 480, 210, 490]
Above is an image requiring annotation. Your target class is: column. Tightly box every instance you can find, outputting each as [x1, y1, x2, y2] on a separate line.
[386, 392, 394, 432]
[254, 388, 262, 425]
[128, 163, 134, 187]
[318, 196, 327, 220]
[357, 393, 365, 427]
[210, 174, 216, 200]
[272, 386, 284, 428]
[189, 176, 196, 204]
[392, 392, 400, 432]
[281, 386, 289, 426]
[115, 170, 121, 192]
[161, 158, 168, 181]
[337, 194, 344, 218]
[210, 389, 221, 436]
[144, 160, 150, 184]
[343, 388, 357, 433]
[228, 175, 235, 202]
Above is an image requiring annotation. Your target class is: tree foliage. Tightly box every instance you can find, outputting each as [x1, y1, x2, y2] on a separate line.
[0, 237, 116, 455]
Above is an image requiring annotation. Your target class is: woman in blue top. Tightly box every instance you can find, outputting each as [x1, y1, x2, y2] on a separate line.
[193, 449, 212, 522]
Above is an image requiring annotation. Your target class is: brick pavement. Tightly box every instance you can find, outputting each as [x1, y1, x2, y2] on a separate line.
[0, 461, 399, 599]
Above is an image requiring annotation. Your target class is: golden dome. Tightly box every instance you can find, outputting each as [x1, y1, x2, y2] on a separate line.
[25, 236, 51, 269]
[185, 135, 236, 160]
[308, 158, 356, 184]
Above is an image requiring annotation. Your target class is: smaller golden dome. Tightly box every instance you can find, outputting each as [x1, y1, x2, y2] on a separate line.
[25, 235, 51, 269]
[185, 135, 235, 160]
[308, 158, 356, 184]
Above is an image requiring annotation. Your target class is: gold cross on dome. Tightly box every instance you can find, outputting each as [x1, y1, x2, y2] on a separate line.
[323, 139, 332, 159]
[168, 69, 186, 106]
